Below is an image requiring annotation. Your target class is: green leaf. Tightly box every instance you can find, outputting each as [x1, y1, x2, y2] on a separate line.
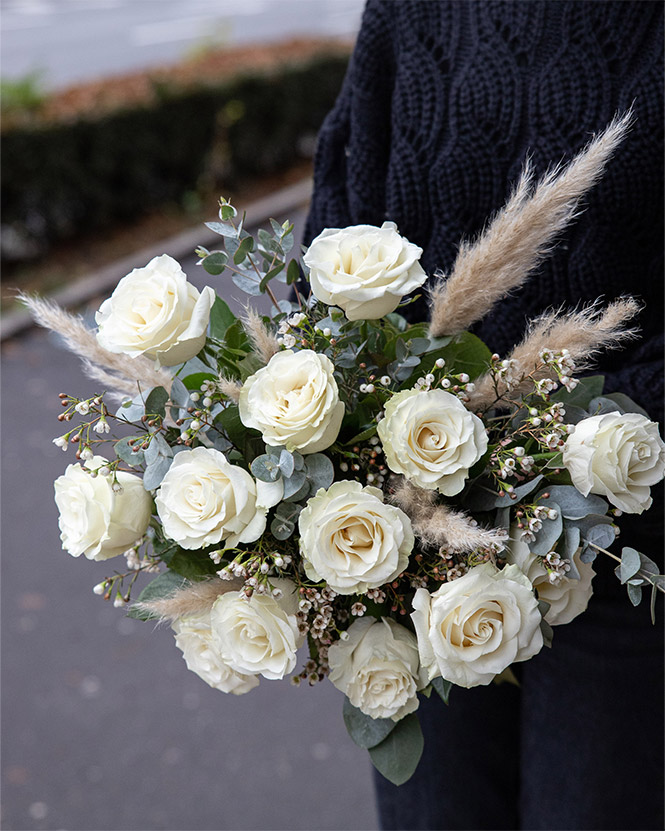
[251, 455, 281, 482]
[431, 332, 492, 380]
[278, 449, 295, 478]
[231, 269, 262, 296]
[142, 454, 173, 491]
[182, 372, 216, 391]
[551, 375, 605, 409]
[305, 454, 334, 490]
[167, 549, 218, 580]
[215, 405, 250, 449]
[626, 582, 643, 606]
[144, 431, 173, 466]
[219, 202, 237, 221]
[344, 424, 378, 446]
[537, 486, 608, 520]
[270, 515, 295, 540]
[286, 259, 301, 285]
[114, 436, 145, 468]
[431, 676, 453, 704]
[233, 236, 254, 265]
[588, 392, 649, 418]
[342, 697, 396, 749]
[170, 377, 191, 409]
[530, 502, 563, 556]
[368, 713, 424, 786]
[616, 547, 642, 584]
[128, 571, 188, 620]
[259, 262, 285, 292]
[209, 296, 236, 340]
[145, 387, 169, 419]
[202, 251, 228, 275]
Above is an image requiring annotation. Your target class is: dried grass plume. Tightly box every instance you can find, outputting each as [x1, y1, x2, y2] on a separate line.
[21, 293, 172, 399]
[390, 479, 505, 553]
[466, 297, 641, 410]
[242, 306, 279, 364]
[133, 577, 242, 624]
[429, 110, 634, 337]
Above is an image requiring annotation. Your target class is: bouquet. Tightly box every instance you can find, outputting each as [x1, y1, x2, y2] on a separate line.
[29, 112, 665, 785]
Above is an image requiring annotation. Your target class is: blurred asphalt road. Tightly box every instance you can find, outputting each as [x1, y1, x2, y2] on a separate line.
[1, 0, 365, 89]
[1, 210, 380, 830]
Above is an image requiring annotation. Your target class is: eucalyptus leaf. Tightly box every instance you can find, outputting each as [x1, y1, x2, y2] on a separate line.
[116, 394, 146, 424]
[305, 454, 335, 490]
[145, 387, 169, 419]
[282, 471, 307, 499]
[205, 219, 236, 236]
[144, 431, 172, 466]
[626, 582, 643, 606]
[589, 392, 649, 418]
[114, 436, 145, 468]
[540, 617, 554, 648]
[251, 455, 281, 483]
[368, 713, 424, 786]
[279, 449, 295, 478]
[431, 676, 453, 704]
[342, 697, 396, 749]
[615, 547, 641, 584]
[270, 515, 295, 540]
[170, 377, 191, 409]
[562, 525, 581, 580]
[143, 454, 173, 491]
[530, 502, 563, 556]
[231, 269, 262, 296]
[202, 251, 228, 276]
[536, 486, 608, 520]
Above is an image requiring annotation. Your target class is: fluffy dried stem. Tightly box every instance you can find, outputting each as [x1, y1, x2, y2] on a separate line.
[217, 374, 242, 402]
[21, 293, 172, 397]
[467, 297, 641, 410]
[243, 307, 279, 364]
[133, 576, 243, 624]
[429, 110, 633, 337]
[390, 479, 505, 553]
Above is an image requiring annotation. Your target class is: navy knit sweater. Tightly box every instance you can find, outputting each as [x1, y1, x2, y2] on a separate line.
[304, 0, 664, 423]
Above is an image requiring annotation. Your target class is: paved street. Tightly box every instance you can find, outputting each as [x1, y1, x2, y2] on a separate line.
[1, 212, 380, 830]
[1, 0, 365, 89]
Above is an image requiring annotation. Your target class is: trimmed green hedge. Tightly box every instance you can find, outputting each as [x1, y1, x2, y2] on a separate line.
[1, 54, 348, 259]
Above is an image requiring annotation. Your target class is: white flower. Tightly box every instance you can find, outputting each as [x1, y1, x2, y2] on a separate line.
[54, 456, 152, 561]
[303, 222, 428, 320]
[378, 389, 488, 495]
[173, 610, 259, 694]
[505, 532, 595, 626]
[298, 480, 413, 595]
[562, 412, 665, 514]
[155, 447, 282, 550]
[328, 617, 427, 721]
[239, 349, 344, 454]
[210, 580, 303, 680]
[411, 563, 543, 688]
[95, 254, 215, 366]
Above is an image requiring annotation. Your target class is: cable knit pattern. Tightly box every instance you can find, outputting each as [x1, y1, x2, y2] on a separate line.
[305, 0, 664, 422]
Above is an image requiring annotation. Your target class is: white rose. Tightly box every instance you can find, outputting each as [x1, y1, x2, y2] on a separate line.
[239, 349, 344, 454]
[155, 447, 282, 550]
[562, 412, 665, 514]
[505, 533, 595, 626]
[210, 580, 303, 680]
[328, 617, 427, 721]
[298, 480, 414, 595]
[96, 254, 215, 366]
[411, 563, 543, 688]
[303, 222, 428, 320]
[54, 456, 152, 561]
[172, 610, 259, 695]
[378, 388, 488, 495]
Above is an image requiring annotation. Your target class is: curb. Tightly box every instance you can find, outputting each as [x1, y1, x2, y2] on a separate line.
[1, 178, 312, 342]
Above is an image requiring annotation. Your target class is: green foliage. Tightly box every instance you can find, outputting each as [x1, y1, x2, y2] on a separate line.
[431, 676, 453, 704]
[368, 713, 424, 786]
[343, 697, 396, 749]
[1, 71, 46, 117]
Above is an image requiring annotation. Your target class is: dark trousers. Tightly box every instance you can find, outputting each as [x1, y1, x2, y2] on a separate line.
[374, 506, 665, 831]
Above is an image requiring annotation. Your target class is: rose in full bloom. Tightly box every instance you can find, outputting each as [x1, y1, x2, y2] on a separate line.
[155, 447, 282, 550]
[238, 349, 344, 454]
[562, 412, 665, 514]
[328, 617, 427, 721]
[298, 481, 414, 595]
[173, 610, 260, 695]
[303, 222, 428, 320]
[96, 254, 215, 366]
[54, 456, 152, 561]
[505, 533, 595, 626]
[378, 388, 488, 495]
[210, 580, 303, 680]
[411, 563, 543, 688]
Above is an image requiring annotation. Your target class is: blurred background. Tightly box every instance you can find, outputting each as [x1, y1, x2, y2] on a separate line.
[1, 2, 382, 829]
